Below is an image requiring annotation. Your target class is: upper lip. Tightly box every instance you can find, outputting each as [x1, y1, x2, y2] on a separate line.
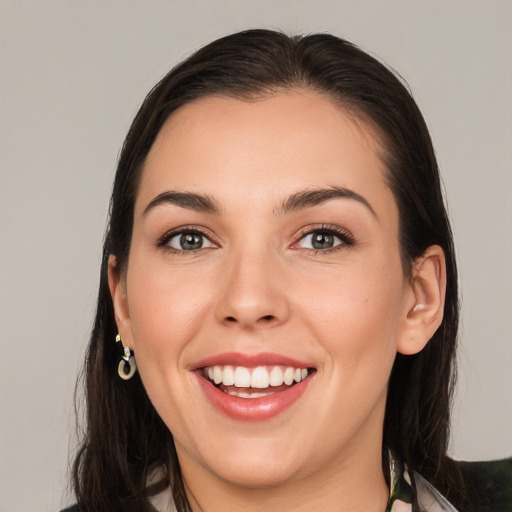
[191, 352, 314, 370]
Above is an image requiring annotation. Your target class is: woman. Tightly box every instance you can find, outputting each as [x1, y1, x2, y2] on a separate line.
[67, 29, 511, 511]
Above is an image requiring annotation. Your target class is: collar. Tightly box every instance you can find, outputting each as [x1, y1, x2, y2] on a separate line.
[387, 452, 458, 512]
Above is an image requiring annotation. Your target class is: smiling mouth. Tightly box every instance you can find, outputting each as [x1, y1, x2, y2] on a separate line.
[201, 365, 314, 398]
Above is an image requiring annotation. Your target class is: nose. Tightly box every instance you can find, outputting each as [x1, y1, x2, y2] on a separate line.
[215, 249, 290, 330]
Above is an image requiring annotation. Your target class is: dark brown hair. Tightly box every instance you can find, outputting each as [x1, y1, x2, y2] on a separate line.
[72, 29, 462, 510]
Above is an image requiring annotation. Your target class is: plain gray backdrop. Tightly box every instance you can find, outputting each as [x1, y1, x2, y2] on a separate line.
[1, 1, 511, 511]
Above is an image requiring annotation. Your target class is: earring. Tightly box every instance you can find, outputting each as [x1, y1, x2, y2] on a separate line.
[116, 333, 137, 380]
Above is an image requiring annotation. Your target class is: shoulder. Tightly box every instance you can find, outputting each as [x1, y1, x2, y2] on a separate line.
[413, 457, 512, 512]
[59, 506, 80, 512]
[456, 457, 512, 512]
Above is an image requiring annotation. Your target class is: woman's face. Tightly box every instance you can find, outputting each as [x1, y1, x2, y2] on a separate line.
[113, 92, 420, 490]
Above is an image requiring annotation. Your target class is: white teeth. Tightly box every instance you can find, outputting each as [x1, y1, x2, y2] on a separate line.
[222, 365, 235, 386]
[234, 366, 251, 387]
[283, 367, 295, 385]
[213, 366, 223, 384]
[269, 366, 284, 386]
[250, 366, 270, 388]
[205, 364, 310, 390]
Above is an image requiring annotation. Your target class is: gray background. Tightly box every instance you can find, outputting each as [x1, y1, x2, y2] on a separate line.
[0, 1, 511, 511]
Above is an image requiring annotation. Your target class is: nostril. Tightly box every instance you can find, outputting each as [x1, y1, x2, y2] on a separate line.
[224, 315, 275, 323]
[222, 314, 278, 326]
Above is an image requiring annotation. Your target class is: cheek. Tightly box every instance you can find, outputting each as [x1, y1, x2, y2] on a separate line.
[124, 254, 213, 383]
[299, 255, 406, 370]
[123, 258, 210, 432]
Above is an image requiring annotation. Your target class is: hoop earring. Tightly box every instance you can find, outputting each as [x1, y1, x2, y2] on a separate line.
[116, 333, 137, 380]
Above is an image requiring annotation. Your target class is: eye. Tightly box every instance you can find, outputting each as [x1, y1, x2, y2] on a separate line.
[298, 232, 341, 250]
[164, 230, 214, 251]
[295, 226, 354, 252]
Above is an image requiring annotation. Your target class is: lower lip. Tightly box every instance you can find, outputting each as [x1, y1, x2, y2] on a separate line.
[196, 373, 313, 421]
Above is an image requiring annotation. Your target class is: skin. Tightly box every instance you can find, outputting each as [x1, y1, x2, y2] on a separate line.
[109, 91, 446, 512]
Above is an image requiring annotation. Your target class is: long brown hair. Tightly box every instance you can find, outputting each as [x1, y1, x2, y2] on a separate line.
[72, 29, 462, 510]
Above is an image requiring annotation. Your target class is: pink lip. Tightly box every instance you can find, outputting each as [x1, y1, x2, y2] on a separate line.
[196, 372, 313, 421]
[191, 351, 312, 370]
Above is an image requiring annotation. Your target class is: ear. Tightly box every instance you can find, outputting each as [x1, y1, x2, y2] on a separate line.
[108, 255, 134, 349]
[397, 245, 447, 355]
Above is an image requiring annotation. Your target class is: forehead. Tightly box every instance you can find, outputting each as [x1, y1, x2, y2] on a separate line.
[137, 91, 395, 221]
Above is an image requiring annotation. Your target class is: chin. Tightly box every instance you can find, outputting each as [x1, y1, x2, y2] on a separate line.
[176, 430, 311, 490]
[208, 455, 304, 489]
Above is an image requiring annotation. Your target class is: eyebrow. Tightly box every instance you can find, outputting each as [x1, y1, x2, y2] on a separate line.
[143, 186, 376, 218]
[143, 191, 222, 216]
[275, 186, 377, 217]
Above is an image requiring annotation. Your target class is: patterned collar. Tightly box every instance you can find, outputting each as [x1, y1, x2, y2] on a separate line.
[387, 453, 458, 512]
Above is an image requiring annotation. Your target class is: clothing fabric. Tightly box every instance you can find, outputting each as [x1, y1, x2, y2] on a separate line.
[387, 456, 457, 511]
[386, 456, 512, 512]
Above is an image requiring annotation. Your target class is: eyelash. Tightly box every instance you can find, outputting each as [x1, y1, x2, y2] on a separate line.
[294, 224, 355, 255]
[156, 224, 355, 255]
[157, 226, 217, 255]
